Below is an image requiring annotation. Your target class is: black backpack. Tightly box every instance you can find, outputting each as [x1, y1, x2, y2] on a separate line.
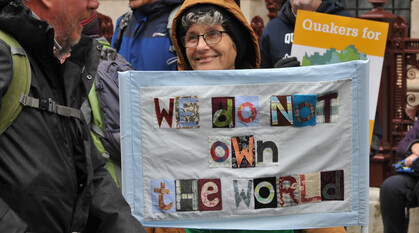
[88, 39, 134, 166]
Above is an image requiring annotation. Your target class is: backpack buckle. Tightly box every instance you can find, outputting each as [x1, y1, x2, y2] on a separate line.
[101, 48, 117, 60]
[39, 98, 57, 113]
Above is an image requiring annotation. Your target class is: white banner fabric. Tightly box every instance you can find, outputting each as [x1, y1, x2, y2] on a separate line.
[119, 60, 370, 230]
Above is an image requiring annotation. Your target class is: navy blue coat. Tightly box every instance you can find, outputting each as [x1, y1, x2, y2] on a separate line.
[260, 0, 351, 68]
[111, 0, 183, 71]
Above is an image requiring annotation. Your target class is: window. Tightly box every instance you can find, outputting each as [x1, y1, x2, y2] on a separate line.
[336, 0, 411, 30]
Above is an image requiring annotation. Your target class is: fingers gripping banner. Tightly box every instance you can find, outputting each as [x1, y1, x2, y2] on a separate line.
[119, 60, 370, 230]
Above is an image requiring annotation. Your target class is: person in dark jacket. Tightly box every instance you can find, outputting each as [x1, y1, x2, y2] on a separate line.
[251, 1, 350, 232]
[260, 0, 383, 160]
[380, 119, 419, 233]
[259, 0, 351, 68]
[0, 0, 146, 231]
[111, 0, 183, 71]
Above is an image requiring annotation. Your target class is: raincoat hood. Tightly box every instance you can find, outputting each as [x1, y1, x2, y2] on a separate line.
[171, 0, 260, 70]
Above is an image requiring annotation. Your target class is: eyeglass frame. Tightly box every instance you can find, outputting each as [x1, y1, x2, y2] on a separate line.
[181, 30, 229, 48]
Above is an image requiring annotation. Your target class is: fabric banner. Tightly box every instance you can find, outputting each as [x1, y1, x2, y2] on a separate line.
[119, 60, 370, 230]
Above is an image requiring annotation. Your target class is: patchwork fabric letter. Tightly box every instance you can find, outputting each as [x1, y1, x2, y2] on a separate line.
[198, 179, 222, 211]
[208, 136, 232, 168]
[317, 92, 339, 123]
[153, 97, 174, 128]
[151, 179, 176, 213]
[321, 170, 344, 201]
[176, 96, 200, 128]
[255, 134, 279, 167]
[300, 173, 322, 204]
[254, 177, 278, 209]
[235, 96, 259, 127]
[232, 179, 253, 209]
[270, 95, 293, 126]
[278, 175, 300, 207]
[293, 95, 317, 127]
[176, 179, 199, 211]
[212, 97, 235, 128]
[231, 135, 255, 168]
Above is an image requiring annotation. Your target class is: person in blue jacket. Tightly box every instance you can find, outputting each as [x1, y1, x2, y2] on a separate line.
[111, 0, 183, 71]
[259, 0, 351, 68]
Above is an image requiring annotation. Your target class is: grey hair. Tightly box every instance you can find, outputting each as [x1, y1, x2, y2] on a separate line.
[181, 10, 227, 33]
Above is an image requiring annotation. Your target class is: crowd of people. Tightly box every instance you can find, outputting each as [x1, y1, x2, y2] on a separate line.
[0, 0, 407, 232]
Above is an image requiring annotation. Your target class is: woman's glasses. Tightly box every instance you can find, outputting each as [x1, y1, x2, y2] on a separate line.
[182, 31, 228, 48]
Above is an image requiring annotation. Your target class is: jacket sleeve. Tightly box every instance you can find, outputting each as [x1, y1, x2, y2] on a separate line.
[259, 27, 273, 68]
[85, 146, 147, 233]
[110, 15, 123, 50]
[396, 119, 419, 159]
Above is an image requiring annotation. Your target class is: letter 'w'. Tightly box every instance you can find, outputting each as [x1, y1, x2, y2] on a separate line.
[154, 98, 174, 128]
[232, 137, 254, 167]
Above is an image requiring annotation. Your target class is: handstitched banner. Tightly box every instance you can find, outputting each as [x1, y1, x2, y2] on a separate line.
[119, 60, 370, 230]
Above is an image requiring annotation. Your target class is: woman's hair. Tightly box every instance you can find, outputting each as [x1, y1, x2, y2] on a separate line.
[181, 9, 227, 34]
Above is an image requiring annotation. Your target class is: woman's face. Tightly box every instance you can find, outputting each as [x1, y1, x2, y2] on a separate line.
[185, 24, 237, 70]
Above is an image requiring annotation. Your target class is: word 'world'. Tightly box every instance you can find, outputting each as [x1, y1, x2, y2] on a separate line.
[151, 170, 344, 214]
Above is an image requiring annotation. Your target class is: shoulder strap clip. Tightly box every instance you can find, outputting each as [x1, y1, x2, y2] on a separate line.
[20, 95, 81, 119]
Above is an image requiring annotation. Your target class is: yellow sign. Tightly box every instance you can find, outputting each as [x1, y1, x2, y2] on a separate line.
[293, 10, 388, 57]
[292, 11, 389, 146]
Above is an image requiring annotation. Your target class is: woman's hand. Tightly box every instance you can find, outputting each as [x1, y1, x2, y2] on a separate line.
[406, 143, 419, 166]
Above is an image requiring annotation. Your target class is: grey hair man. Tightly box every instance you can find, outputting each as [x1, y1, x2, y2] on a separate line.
[0, 0, 146, 231]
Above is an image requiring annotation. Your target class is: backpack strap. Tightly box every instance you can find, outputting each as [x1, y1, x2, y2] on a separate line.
[97, 39, 117, 61]
[0, 30, 31, 134]
[19, 95, 81, 119]
[0, 30, 81, 136]
[114, 10, 133, 52]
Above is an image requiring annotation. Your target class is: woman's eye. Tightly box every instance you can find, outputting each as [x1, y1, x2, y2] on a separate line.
[207, 32, 218, 38]
[187, 35, 197, 41]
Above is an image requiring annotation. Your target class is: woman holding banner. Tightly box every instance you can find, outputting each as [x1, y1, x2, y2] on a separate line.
[172, 1, 280, 232]
[171, 0, 260, 71]
[171, 1, 346, 233]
